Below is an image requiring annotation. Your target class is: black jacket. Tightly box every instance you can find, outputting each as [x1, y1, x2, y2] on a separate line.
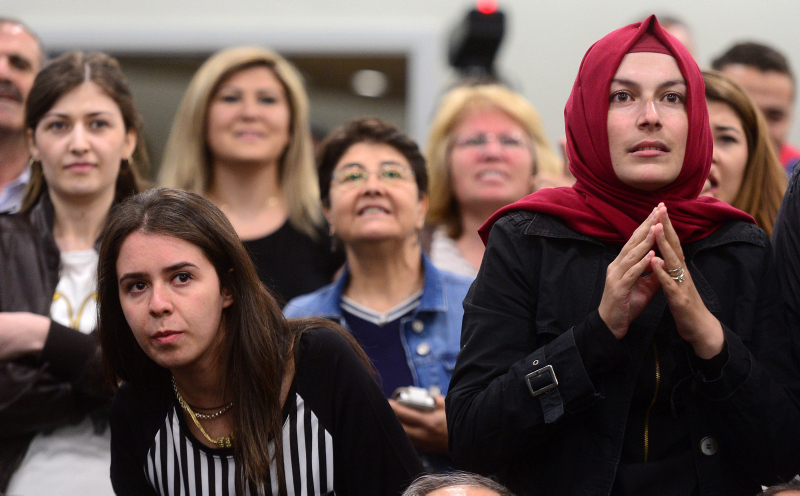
[0, 192, 110, 490]
[447, 211, 800, 495]
[773, 166, 800, 337]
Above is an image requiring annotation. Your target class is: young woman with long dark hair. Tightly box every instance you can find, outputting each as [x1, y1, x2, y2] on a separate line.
[98, 188, 422, 495]
[0, 51, 148, 494]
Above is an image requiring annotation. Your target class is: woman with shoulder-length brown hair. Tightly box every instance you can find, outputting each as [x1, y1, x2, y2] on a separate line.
[159, 46, 341, 304]
[423, 84, 565, 277]
[0, 51, 147, 494]
[98, 188, 422, 495]
[702, 70, 787, 235]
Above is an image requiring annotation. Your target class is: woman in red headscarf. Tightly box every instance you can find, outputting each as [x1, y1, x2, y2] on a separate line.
[446, 16, 800, 495]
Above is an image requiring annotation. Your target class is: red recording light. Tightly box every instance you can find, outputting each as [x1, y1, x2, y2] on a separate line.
[476, 0, 497, 15]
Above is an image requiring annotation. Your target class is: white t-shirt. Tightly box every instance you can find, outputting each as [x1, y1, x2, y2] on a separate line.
[429, 226, 479, 279]
[7, 249, 113, 495]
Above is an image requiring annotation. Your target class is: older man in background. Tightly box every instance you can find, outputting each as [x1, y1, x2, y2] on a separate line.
[713, 42, 800, 172]
[0, 18, 42, 213]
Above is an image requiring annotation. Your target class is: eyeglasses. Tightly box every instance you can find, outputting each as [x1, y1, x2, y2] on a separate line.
[331, 162, 415, 188]
[453, 132, 530, 150]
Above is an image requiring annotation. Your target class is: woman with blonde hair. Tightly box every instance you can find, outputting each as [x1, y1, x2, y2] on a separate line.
[424, 84, 564, 277]
[702, 70, 787, 235]
[159, 46, 341, 304]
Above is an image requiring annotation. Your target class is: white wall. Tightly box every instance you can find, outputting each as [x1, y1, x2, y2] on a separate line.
[7, 0, 800, 148]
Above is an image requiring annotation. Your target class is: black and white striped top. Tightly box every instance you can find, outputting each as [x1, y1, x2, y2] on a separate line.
[145, 393, 333, 495]
[110, 328, 423, 495]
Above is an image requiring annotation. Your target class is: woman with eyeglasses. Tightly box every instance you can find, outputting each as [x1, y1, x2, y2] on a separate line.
[423, 84, 565, 278]
[285, 118, 472, 470]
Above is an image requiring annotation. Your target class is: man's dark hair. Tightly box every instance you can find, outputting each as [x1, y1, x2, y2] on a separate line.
[712, 42, 793, 81]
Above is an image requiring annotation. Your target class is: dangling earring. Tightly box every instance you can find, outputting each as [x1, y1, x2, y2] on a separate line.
[330, 227, 339, 252]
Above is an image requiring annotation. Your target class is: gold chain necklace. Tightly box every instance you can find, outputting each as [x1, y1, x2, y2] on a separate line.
[172, 377, 234, 448]
[172, 377, 234, 419]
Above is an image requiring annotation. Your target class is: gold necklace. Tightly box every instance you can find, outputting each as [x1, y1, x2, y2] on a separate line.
[172, 378, 234, 448]
[172, 377, 234, 419]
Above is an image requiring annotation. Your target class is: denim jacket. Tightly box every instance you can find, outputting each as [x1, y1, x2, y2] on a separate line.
[284, 254, 472, 395]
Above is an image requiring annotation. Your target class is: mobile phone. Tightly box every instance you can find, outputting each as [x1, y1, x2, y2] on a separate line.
[392, 386, 436, 412]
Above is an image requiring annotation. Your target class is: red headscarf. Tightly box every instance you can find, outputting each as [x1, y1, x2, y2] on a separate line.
[479, 15, 754, 245]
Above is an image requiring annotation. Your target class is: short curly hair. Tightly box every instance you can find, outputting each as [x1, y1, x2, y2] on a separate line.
[317, 117, 428, 206]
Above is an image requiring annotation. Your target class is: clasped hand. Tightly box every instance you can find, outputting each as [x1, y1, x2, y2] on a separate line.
[597, 204, 724, 359]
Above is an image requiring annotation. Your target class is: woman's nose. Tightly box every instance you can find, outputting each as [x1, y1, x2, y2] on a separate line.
[69, 124, 89, 154]
[239, 96, 260, 119]
[637, 100, 662, 129]
[148, 284, 173, 316]
[711, 145, 720, 165]
[481, 137, 505, 157]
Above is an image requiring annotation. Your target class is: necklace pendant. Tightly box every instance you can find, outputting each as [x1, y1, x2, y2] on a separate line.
[217, 436, 233, 448]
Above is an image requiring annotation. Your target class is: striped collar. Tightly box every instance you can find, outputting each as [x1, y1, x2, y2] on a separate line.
[340, 289, 423, 326]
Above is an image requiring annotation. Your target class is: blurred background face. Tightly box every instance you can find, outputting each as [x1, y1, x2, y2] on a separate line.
[30, 81, 135, 202]
[0, 22, 40, 133]
[722, 64, 794, 153]
[205, 65, 291, 166]
[326, 141, 426, 247]
[702, 100, 748, 204]
[448, 107, 535, 213]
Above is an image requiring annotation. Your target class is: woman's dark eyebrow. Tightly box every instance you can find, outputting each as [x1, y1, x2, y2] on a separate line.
[713, 124, 742, 133]
[118, 262, 199, 284]
[118, 272, 146, 285]
[610, 78, 687, 90]
[42, 110, 116, 120]
[162, 262, 199, 273]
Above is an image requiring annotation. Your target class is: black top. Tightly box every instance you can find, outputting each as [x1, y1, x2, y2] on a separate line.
[109, 328, 423, 495]
[341, 307, 416, 399]
[773, 166, 800, 328]
[446, 211, 800, 495]
[242, 221, 343, 306]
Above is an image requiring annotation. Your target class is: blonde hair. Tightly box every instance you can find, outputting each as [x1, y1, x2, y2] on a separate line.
[424, 84, 561, 237]
[158, 46, 322, 237]
[703, 70, 787, 236]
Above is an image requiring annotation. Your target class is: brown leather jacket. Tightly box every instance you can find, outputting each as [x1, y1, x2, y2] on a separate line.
[0, 191, 110, 490]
